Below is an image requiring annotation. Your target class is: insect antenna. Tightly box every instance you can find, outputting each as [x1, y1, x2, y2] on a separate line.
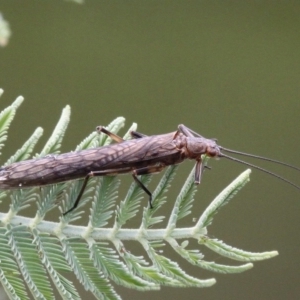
[220, 147, 300, 172]
[218, 151, 300, 191]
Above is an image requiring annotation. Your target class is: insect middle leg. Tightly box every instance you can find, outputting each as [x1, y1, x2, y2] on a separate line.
[97, 126, 147, 141]
[130, 131, 147, 138]
[133, 165, 165, 208]
[63, 163, 165, 215]
[63, 127, 153, 215]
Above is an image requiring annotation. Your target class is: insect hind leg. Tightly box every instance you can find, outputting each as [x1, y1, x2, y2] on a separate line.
[97, 126, 124, 143]
[97, 126, 147, 142]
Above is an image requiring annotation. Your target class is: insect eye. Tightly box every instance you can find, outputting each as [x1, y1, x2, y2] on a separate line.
[207, 145, 219, 157]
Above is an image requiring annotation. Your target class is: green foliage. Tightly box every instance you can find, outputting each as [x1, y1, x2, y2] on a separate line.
[0, 91, 278, 300]
[0, 15, 11, 47]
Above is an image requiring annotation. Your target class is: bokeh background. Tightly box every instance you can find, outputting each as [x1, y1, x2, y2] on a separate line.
[0, 1, 300, 299]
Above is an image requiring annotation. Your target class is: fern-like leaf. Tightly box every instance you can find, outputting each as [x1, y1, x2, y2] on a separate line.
[7, 225, 54, 300]
[0, 94, 23, 153]
[37, 105, 71, 158]
[0, 228, 27, 300]
[0, 93, 279, 300]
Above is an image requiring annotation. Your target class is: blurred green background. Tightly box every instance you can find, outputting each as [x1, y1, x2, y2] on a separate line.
[0, 1, 300, 299]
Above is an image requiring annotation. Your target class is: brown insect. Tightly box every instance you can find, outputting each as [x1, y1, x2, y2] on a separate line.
[0, 125, 299, 215]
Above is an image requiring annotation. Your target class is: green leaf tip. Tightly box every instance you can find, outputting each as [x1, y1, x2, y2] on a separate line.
[0, 14, 11, 47]
[11, 96, 24, 109]
[38, 105, 71, 157]
[197, 168, 251, 229]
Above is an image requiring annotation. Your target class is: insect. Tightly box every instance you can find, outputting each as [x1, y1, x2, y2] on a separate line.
[0, 124, 299, 215]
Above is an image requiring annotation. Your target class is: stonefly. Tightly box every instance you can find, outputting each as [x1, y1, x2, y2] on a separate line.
[0, 125, 299, 215]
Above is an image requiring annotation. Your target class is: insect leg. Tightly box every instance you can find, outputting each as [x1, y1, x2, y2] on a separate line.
[178, 124, 204, 138]
[97, 126, 148, 141]
[63, 173, 92, 215]
[64, 164, 165, 215]
[194, 160, 205, 184]
[133, 165, 165, 208]
[97, 126, 124, 143]
[132, 174, 153, 208]
[130, 131, 147, 138]
[63, 167, 134, 215]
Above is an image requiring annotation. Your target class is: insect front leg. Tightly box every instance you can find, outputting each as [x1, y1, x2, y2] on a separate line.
[178, 124, 217, 141]
[178, 124, 204, 138]
[194, 159, 206, 184]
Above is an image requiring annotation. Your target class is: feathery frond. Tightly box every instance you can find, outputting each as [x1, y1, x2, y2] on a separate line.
[0, 92, 278, 300]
